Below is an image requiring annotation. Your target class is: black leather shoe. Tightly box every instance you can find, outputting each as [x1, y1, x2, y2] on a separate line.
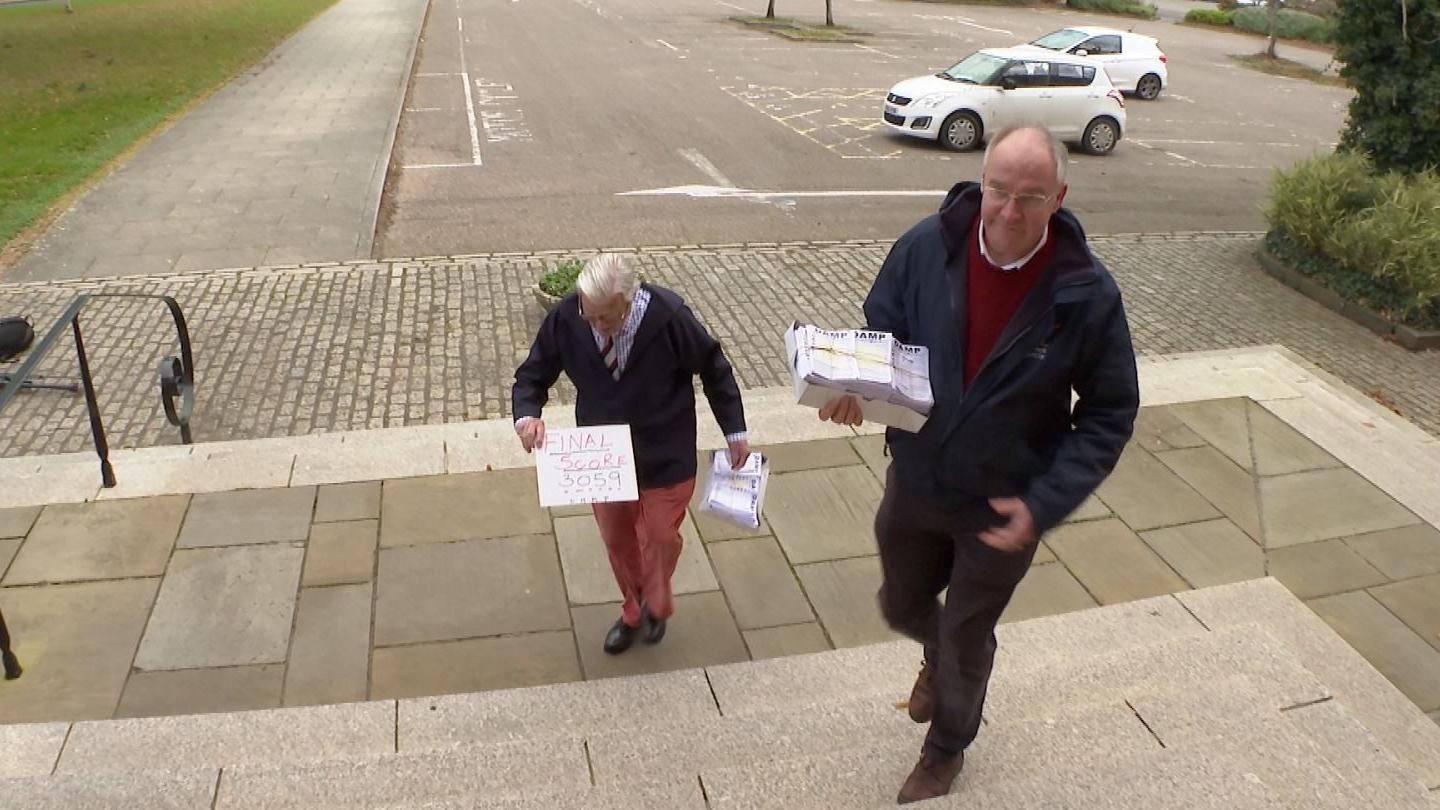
[642, 608, 666, 645]
[603, 618, 637, 655]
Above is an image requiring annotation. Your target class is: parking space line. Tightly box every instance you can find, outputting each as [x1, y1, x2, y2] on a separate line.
[855, 43, 900, 60]
[455, 9, 482, 166]
[405, 163, 486, 169]
[656, 39, 679, 51]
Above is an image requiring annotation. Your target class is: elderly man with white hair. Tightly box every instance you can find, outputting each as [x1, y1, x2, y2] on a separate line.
[512, 254, 750, 655]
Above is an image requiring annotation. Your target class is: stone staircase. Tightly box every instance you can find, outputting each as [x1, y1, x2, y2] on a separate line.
[3, 578, 1438, 809]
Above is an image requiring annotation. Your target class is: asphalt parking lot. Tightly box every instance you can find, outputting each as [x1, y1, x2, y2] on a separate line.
[375, 0, 1348, 257]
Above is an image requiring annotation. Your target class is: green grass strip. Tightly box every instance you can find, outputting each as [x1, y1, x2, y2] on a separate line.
[0, 0, 338, 250]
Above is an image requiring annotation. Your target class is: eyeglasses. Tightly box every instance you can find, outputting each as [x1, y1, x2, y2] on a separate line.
[982, 184, 1057, 211]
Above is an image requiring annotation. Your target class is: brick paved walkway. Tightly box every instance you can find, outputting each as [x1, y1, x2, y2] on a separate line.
[1, 234, 1437, 457]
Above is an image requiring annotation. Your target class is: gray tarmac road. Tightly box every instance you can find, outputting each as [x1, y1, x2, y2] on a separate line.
[375, 0, 1346, 258]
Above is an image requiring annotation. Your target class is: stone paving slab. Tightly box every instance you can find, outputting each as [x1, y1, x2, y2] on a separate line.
[794, 555, 899, 648]
[1096, 445, 1221, 532]
[1140, 518, 1265, 589]
[374, 534, 569, 646]
[4, 237, 1439, 460]
[1045, 518, 1190, 605]
[371, 631, 581, 700]
[301, 519, 377, 586]
[764, 466, 883, 565]
[284, 583, 372, 707]
[379, 470, 549, 548]
[117, 664, 285, 720]
[0, 769, 219, 810]
[176, 486, 315, 548]
[707, 535, 815, 630]
[571, 592, 749, 680]
[1369, 573, 1440, 655]
[741, 622, 831, 660]
[134, 544, 305, 670]
[1345, 524, 1440, 580]
[1262, 468, 1419, 548]
[1266, 539, 1389, 599]
[313, 481, 381, 523]
[3, 495, 187, 585]
[0, 578, 159, 723]
[1156, 445, 1262, 540]
[0, 506, 39, 538]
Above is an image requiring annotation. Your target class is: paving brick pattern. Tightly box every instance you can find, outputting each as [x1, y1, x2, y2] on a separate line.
[2, 234, 1438, 458]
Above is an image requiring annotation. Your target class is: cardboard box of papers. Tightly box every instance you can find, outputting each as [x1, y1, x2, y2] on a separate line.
[784, 322, 932, 433]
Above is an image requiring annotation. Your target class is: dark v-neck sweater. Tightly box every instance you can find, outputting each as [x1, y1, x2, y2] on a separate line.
[512, 283, 746, 489]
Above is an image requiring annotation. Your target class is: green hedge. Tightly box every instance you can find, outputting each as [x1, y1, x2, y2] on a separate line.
[538, 259, 585, 297]
[1232, 7, 1334, 43]
[1184, 8, 1234, 25]
[1064, 0, 1158, 19]
[1267, 153, 1440, 327]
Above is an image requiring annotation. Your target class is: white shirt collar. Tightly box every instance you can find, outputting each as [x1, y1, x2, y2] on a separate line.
[978, 221, 1049, 272]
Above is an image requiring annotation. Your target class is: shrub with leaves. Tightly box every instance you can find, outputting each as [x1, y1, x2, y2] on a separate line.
[1268, 153, 1440, 324]
[538, 259, 585, 297]
[1185, 8, 1234, 25]
[1232, 7, 1334, 42]
[1065, 0, 1158, 19]
[1334, 0, 1440, 174]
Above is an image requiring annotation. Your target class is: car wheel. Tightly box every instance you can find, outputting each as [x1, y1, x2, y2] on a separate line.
[939, 111, 982, 151]
[1135, 73, 1162, 101]
[1081, 117, 1119, 155]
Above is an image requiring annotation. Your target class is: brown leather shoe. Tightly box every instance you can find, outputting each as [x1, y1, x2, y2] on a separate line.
[896, 748, 965, 804]
[906, 661, 933, 723]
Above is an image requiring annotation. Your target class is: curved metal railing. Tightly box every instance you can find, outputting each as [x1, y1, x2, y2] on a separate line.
[0, 292, 197, 487]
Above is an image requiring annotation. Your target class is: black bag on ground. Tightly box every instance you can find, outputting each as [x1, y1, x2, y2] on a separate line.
[0, 316, 35, 362]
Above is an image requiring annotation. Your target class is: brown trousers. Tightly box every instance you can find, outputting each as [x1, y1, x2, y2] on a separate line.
[873, 465, 1038, 756]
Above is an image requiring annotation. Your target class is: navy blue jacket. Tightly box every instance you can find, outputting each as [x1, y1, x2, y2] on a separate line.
[865, 182, 1139, 534]
[512, 283, 746, 489]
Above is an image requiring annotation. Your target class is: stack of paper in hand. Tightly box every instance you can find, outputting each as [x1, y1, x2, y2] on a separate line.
[700, 450, 769, 530]
[784, 322, 933, 432]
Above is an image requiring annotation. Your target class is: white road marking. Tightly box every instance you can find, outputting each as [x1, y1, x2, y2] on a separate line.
[657, 39, 679, 51]
[855, 43, 900, 59]
[404, 163, 486, 169]
[405, 107, 446, 112]
[1135, 138, 1302, 148]
[713, 0, 748, 10]
[678, 149, 734, 187]
[415, 72, 461, 78]
[915, 13, 1012, 35]
[1166, 93, 1197, 104]
[455, 3, 482, 166]
[619, 185, 946, 200]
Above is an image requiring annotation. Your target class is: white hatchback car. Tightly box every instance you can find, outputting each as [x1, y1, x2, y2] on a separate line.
[1021, 26, 1168, 100]
[882, 47, 1127, 155]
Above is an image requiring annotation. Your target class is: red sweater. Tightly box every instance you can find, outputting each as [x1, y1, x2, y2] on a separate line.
[964, 221, 1055, 387]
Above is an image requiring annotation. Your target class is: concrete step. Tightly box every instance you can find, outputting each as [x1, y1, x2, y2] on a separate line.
[697, 717, 1283, 809]
[983, 623, 1329, 724]
[371, 774, 705, 810]
[396, 666, 719, 752]
[54, 700, 395, 777]
[705, 593, 1208, 720]
[585, 693, 918, 784]
[214, 737, 587, 809]
[1130, 675, 1434, 810]
[0, 768, 217, 809]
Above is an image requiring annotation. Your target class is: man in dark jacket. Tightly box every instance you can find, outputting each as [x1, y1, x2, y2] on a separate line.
[513, 254, 749, 655]
[821, 125, 1139, 803]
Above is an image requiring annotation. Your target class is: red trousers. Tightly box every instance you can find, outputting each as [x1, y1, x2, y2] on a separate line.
[591, 477, 696, 627]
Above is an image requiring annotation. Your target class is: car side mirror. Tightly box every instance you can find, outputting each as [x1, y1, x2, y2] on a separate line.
[1074, 48, 1089, 57]
[1000, 76, 1017, 90]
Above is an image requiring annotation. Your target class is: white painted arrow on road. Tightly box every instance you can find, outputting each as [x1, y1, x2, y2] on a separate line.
[617, 185, 948, 201]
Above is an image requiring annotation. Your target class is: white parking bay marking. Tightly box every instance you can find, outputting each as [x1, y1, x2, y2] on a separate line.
[915, 13, 1013, 36]
[678, 149, 734, 187]
[618, 185, 947, 200]
[656, 39, 679, 51]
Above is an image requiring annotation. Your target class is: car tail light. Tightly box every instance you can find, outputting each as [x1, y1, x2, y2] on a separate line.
[1159, 53, 1168, 63]
[1107, 89, 1125, 108]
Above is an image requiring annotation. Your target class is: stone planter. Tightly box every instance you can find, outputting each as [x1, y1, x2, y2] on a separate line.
[532, 285, 568, 311]
[1256, 247, 1440, 352]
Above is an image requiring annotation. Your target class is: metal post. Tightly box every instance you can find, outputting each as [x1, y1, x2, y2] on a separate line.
[70, 316, 115, 488]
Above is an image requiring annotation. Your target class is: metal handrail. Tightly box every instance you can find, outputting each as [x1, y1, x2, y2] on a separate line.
[0, 293, 196, 487]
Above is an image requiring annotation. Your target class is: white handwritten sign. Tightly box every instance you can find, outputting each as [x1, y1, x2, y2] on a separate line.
[535, 425, 639, 507]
